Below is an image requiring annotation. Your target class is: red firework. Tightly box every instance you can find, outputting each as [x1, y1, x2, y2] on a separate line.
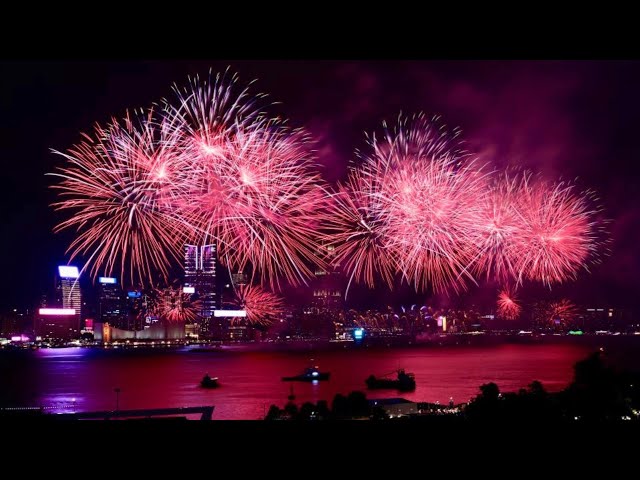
[513, 176, 602, 287]
[49, 110, 193, 286]
[153, 284, 201, 323]
[496, 286, 522, 320]
[164, 67, 265, 150]
[179, 122, 328, 289]
[471, 172, 522, 282]
[535, 299, 579, 327]
[323, 172, 397, 293]
[233, 284, 284, 325]
[330, 113, 487, 294]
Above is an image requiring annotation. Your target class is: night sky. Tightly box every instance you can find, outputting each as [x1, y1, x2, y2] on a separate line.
[2, 61, 639, 311]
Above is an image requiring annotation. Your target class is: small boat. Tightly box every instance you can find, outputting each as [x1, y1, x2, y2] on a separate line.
[282, 365, 330, 382]
[200, 374, 219, 389]
[366, 369, 416, 391]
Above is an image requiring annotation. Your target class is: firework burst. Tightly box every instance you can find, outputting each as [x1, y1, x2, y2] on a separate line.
[179, 122, 328, 289]
[323, 173, 396, 293]
[534, 298, 579, 328]
[49, 110, 193, 285]
[514, 176, 602, 287]
[164, 67, 266, 153]
[153, 284, 201, 323]
[496, 285, 522, 320]
[49, 71, 609, 299]
[470, 172, 522, 282]
[232, 284, 284, 325]
[329, 113, 487, 294]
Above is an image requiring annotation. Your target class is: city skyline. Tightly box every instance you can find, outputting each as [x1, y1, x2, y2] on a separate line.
[2, 61, 640, 310]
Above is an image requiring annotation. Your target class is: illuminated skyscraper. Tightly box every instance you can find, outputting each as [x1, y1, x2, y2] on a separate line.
[311, 244, 344, 311]
[98, 277, 124, 328]
[57, 266, 82, 333]
[184, 244, 217, 335]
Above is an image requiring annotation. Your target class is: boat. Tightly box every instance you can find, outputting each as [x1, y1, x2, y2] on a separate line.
[200, 374, 220, 389]
[282, 365, 330, 382]
[365, 369, 416, 391]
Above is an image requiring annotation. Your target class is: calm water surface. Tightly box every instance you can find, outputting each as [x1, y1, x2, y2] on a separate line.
[0, 342, 607, 419]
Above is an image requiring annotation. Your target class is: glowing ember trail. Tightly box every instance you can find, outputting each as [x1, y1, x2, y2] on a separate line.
[49, 71, 608, 298]
[153, 285, 201, 323]
[232, 284, 284, 325]
[496, 286, 522, 320]
[513, 176, 603, 287]
[48, 110, 193, 286]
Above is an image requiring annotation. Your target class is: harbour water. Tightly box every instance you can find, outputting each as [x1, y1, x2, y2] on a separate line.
[4, 338, 630, 419]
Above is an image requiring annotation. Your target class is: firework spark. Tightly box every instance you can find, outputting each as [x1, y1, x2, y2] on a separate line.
[323, 173, 396, 293]
[49, 110, 193, 285]
[471, 172, 522, 282]
[232, 284, 284, 325]
[49, 70, 608, 299]
[328, 114, 486, 294]
[153, 284, 201, 323]
[534, 299, 579, 328]
[514, 176, 602, 287]
[179, 123, 328, 289]
[497, 286, 522, 320]
[164, 67, 265, 152]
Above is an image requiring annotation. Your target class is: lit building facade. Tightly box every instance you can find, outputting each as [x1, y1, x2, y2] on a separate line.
[311, 244, 344, 312]
[57, 266, 82, 333]
[98, 277, 124, 328]
[34, 308, 78, 340]
[125, 290, 148, 331]
[184, 244, 218, 336]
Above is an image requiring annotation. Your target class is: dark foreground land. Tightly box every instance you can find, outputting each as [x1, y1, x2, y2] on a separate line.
[264, 349, 640, 423]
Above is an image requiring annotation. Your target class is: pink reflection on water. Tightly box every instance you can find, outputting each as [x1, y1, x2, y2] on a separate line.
[20, 343, 591, 419]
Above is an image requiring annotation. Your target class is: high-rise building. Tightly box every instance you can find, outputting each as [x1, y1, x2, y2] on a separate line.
[35, 308, 78, 340]
[57, 266, 82, 333]
[125, 290, 149, 331]
[311, 244, 344, 312]
[184, 244, 218, 336]
[98, 277, 124, 328]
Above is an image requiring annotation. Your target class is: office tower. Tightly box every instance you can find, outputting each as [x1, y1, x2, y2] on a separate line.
[125, 290, 148, 331]
[98, 277, 124, 329]
[57, 266, 82, 334]
[35, 308, 78, 340]
[311, 244, 344, 311]
[184, 244, 217, 335]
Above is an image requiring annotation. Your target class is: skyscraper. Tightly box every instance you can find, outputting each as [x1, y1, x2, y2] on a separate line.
[57, 266, 82, 333]
[184, 244, 217, 335]
[98, 277, 124, 329]
[311, 244, 344, 311]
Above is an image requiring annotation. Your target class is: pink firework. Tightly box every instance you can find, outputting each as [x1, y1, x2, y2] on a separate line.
[323, 172, 397, 293]
[365, 114, 487, 293]
[164, 67, 265, 153]
[179, 122, 328, 289]
[514, 176, 602, 287]
[496, 286, 522, 320]
[153, 284, 201, 323]
[535, 299, 579, 327]
[470, 172, 523, 282]
[233, 284, 284, 325]
[48, 110, 193, 286]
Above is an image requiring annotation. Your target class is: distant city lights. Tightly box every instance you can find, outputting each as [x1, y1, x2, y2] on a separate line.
[183, 286, 195, 294]
[354, 328, 364, 340]
[58, 266, 79, 279]
[39, 308, 76, 315]
[98, 277, 117, 284]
